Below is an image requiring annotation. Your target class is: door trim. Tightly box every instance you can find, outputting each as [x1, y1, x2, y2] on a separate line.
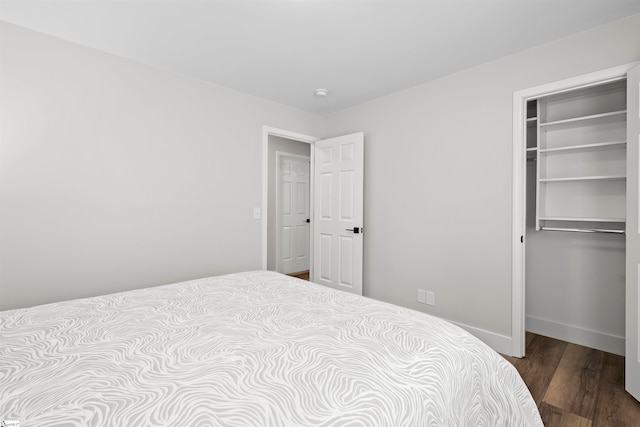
[275, 152, 311, 274]
[511, 63, 638, 357]
[262, 126, 319, 274]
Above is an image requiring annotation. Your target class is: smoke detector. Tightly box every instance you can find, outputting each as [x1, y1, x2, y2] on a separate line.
[314, 88, 329, 97]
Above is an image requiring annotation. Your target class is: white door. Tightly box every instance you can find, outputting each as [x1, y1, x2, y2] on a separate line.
[626, 63, 640, 401]
[277, 154, 310, 274]
[313, 132, 364, 295]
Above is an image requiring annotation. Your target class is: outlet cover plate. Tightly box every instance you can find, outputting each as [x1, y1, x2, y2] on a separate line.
[426, 291, 435, 306]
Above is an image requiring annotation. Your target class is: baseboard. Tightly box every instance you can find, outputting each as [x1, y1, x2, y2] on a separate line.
[526, 315, 624, 356]
[451, 316, 626, 357]
[450, 320, 513, 356]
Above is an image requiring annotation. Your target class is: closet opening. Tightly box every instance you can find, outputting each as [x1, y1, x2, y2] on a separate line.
[525, 79, 626, 357]
[512, 64, 635, 359]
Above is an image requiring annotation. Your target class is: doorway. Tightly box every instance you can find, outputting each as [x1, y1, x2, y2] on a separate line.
[512, 64, 635, 358]
[261, 127, 317, 275]
[262, 127, 366, 295]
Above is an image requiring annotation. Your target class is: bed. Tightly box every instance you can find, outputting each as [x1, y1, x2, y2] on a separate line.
[0, 271, 542, 426]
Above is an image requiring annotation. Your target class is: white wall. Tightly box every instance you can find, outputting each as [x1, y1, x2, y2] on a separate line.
[3, 14, 640, 354]
[0, 21, 323, 310]
[323, 14, 640, 351]
[266, 135, 311, 271]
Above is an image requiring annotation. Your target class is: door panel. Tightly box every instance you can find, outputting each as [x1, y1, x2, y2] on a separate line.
[626, 63, 640, 401]
[282, 181, 291, 214]
[320, 234, 332, 281]
[296, 181, 306, 213]
[282, 227, 292, 261]
[339, 236, 353, 287]
[320, 173, 332, 219]
[313, 132, 364, 295]
[340, 171, 354, 220]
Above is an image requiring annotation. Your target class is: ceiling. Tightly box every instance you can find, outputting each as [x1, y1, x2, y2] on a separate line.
[1, 0, 639, 115]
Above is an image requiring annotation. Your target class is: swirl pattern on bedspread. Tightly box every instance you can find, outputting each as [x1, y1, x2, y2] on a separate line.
[0, 271, 542, 426]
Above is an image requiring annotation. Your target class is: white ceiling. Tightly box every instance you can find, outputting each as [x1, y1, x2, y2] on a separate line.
[1, 0, 639, 115]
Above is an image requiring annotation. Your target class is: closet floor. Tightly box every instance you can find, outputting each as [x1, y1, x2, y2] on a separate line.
[502, 332, 640, 426]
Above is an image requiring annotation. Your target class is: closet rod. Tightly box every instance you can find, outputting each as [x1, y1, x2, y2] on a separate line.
[540, 226, 625, 234]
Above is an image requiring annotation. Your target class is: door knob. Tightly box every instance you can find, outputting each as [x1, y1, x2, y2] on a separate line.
[346, 227, 362, 234]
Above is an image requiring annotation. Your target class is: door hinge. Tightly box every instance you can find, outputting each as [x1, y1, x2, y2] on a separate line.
[521, 235, 524, 243]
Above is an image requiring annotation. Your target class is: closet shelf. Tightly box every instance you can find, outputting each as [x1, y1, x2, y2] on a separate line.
[539, 141, 626, 154]
[532, 80, 627, 234]
[539, 175, 626, 182]
[539, 216, 625, 223]
[539, 227, 624, 235]
[539, 110, 626, 131]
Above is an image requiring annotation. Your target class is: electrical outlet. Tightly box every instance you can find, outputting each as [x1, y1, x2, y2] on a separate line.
[253, 207, 261, 220]
[417, 289, 426, 304]
[426, 291, 435, 306]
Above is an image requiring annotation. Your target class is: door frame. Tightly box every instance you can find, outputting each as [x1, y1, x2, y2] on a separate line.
[275, 151, 311, 274]
[511, 62, 638, 357]
[262, 126, 319, 275]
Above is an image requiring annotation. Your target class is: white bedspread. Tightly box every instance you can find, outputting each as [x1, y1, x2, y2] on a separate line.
[0, 271, 542, 426]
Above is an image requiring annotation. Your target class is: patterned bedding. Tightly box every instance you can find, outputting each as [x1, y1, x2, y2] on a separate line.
[0, 271, 542, 426]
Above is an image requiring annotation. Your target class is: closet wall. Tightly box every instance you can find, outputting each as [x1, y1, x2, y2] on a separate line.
[525, 81, 627, 355]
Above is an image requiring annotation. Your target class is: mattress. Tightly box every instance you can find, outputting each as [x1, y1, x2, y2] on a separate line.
[0, 271, 542, 426]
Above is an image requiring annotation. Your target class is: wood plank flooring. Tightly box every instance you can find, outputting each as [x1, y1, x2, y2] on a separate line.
[287, 271, 310, 281]
[503, 333, 640, 427]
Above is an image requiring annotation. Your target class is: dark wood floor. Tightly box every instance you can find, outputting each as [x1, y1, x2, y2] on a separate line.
[288, 271, 310, 281]
[503, 333, 640, 427]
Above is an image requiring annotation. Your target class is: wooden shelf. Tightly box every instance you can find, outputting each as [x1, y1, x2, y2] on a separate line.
[540, 110, 626, 131]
